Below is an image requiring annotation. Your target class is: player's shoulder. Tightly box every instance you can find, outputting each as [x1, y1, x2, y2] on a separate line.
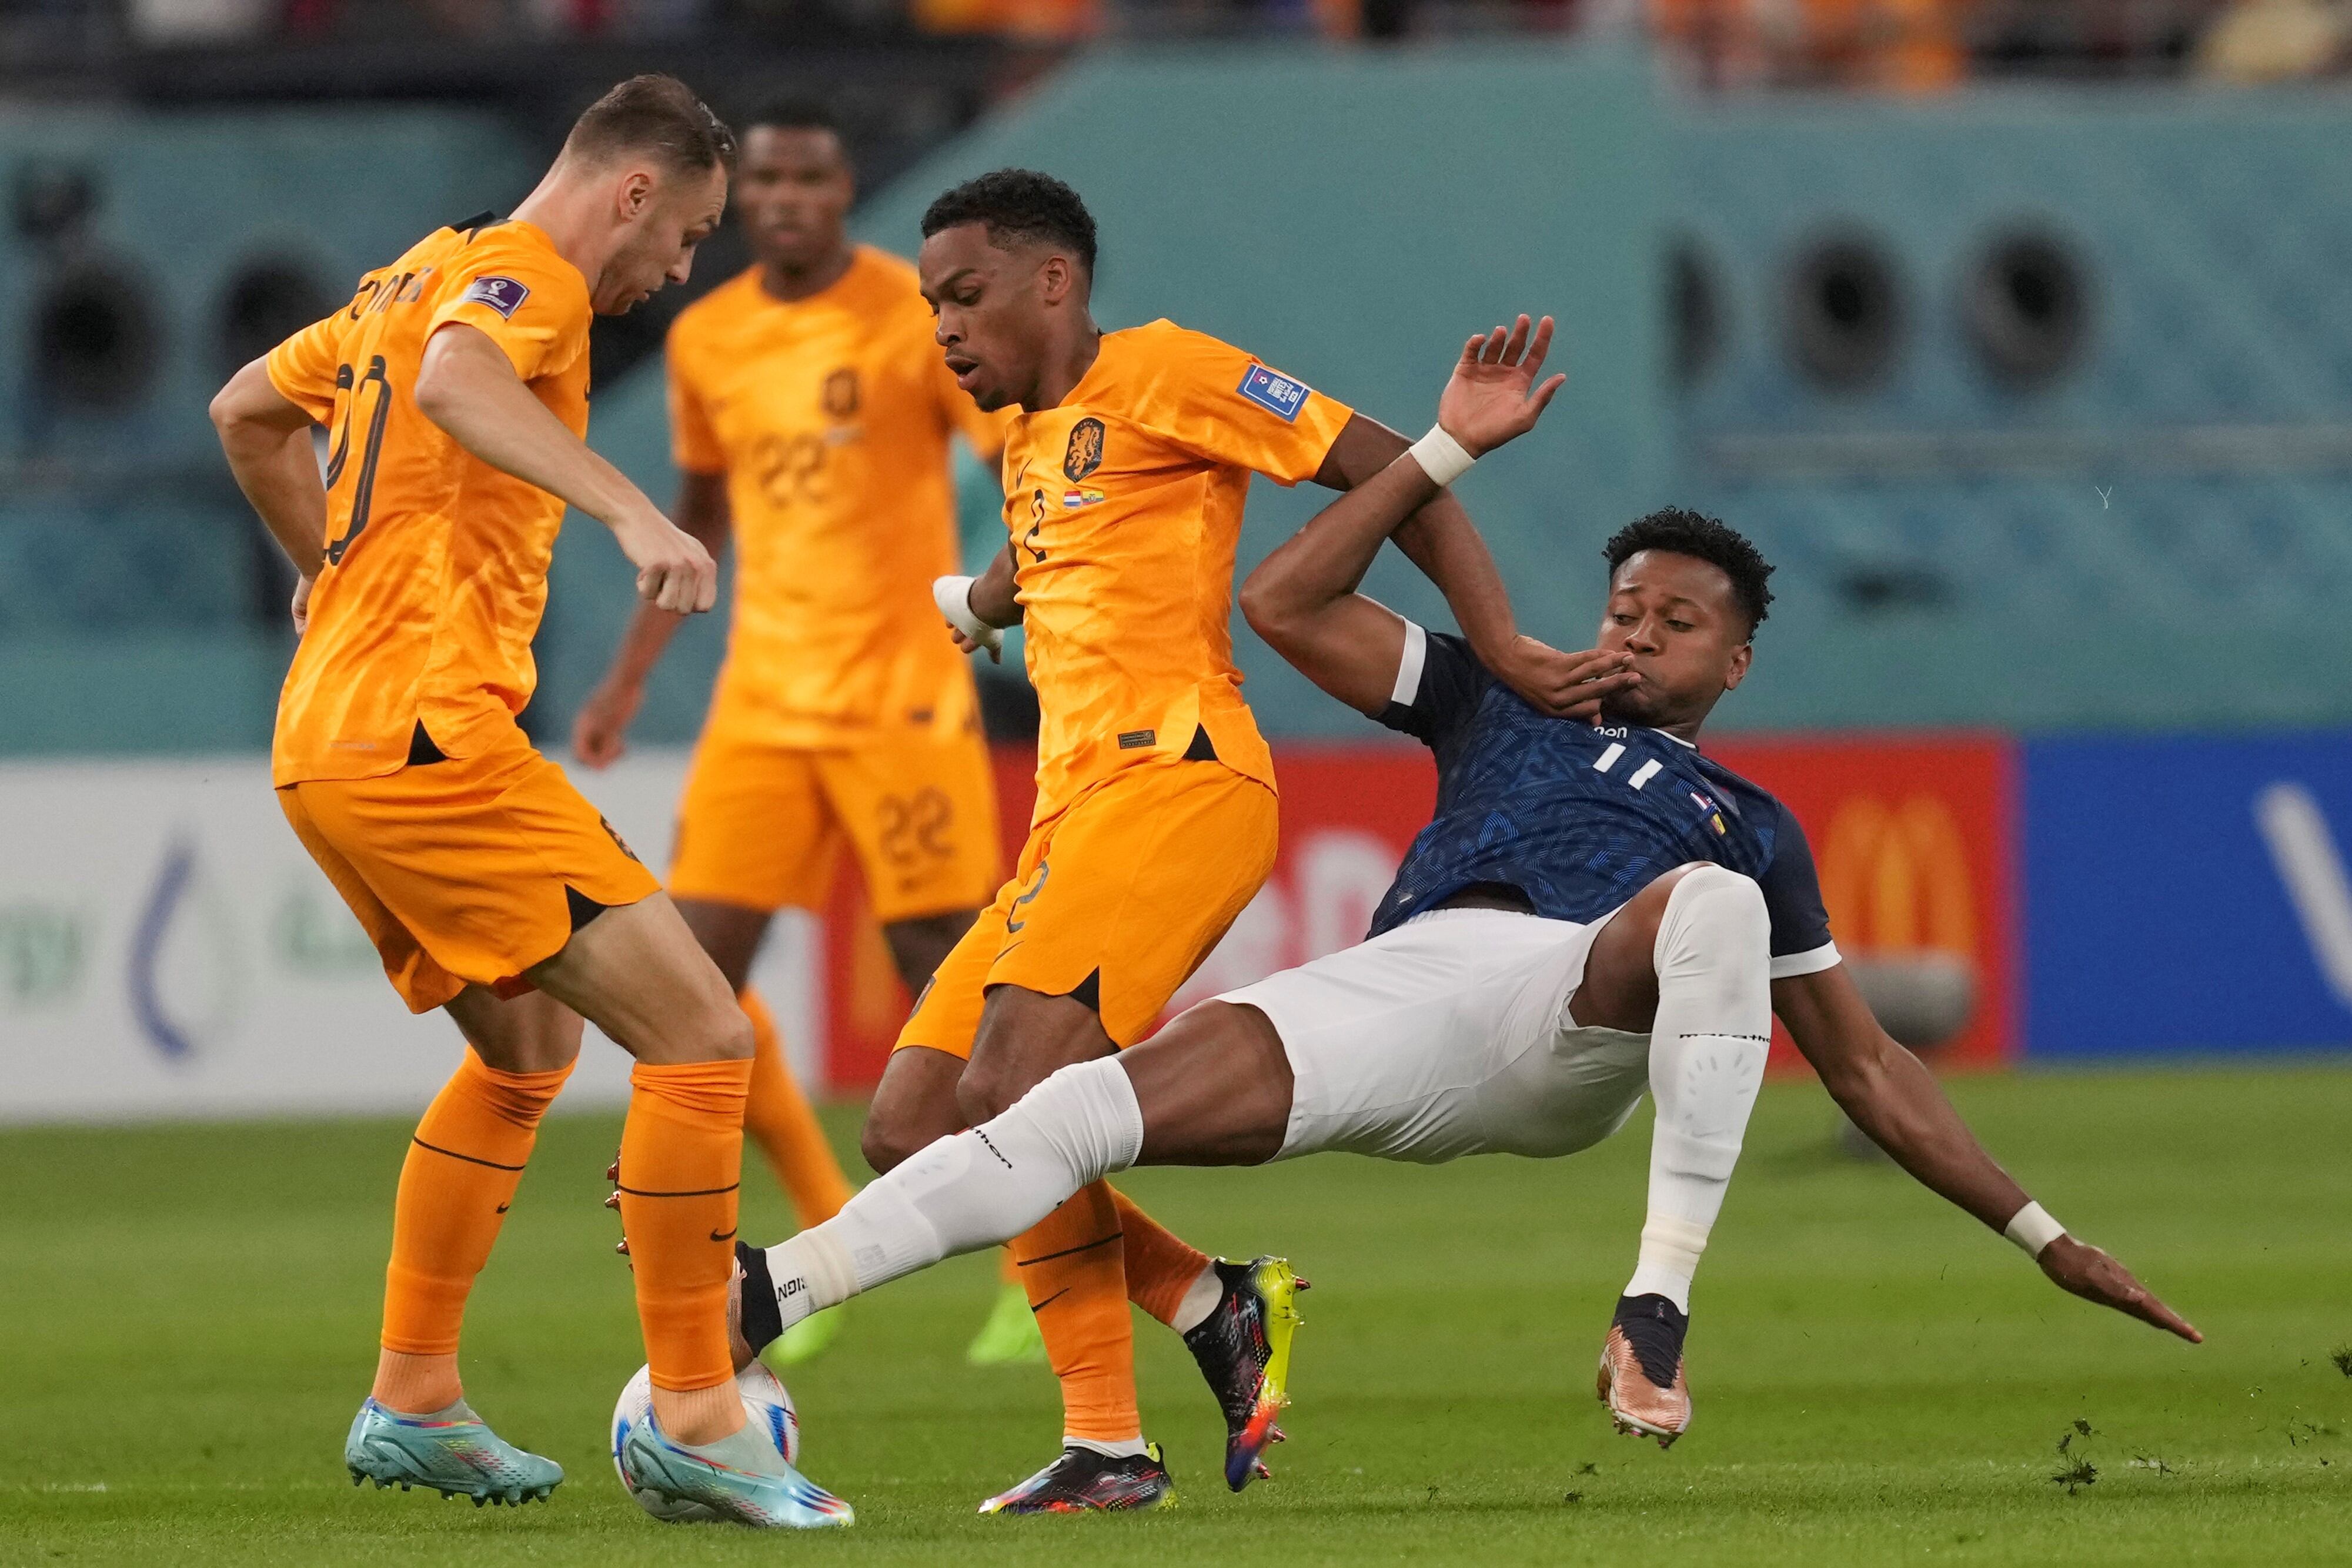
[850, 243, 922, 295]
[439, 219, 590, 310]
[842, 246, 946, 340]
[1109, 317, 1235, 365]
[1690, 747, 1801, 840]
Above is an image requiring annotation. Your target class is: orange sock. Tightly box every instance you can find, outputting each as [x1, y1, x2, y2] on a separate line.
[382, 1051, 572, 1356]
[740, 989, 854, 1228]
[618, 1058, 752, 1393]
[1110, 1188, 1211, 1329]
[1013, 1179, 1138, 1444]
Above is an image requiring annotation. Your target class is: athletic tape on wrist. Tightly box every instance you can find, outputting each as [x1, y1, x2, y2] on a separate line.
[931, 574, 1003, 658]
[2003, 1200, 2065, 1258]
[1406, 424, 1476, 488]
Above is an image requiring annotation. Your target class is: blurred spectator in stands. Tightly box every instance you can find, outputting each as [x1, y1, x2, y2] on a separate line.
[917, 0, 1098, 34]
[2194, 0, 2350, 79]
[128, 0, 275, 43]
[1626, 0, 1965, 89]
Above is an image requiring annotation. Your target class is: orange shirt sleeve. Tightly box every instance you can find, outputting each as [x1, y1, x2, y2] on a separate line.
[426, 229, 590, 383]
[1137, 325, 1354, 485]
[666, 327, 726, 475]
[263, 304, 353, 425]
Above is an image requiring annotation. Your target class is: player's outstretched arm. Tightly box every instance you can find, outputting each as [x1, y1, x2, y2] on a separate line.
[1775, 963, 2203, 1343]
[573, 469, 731, 768]
[1308, 318, 1595, 718]
[1246, 317, 1631, 716]
[415, 322, 716, 616]
[209, 355, 328, 633]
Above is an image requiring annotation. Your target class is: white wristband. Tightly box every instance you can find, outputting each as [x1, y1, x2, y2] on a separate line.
[2003, 1201, 2065, 1259]
[1405, 424, 1475, 488]
[931, 574, 1003, 661]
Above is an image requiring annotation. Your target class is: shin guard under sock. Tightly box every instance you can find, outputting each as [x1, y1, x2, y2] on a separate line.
[381, 1052, 572, 1356]
[619, 1059, 751, 1392]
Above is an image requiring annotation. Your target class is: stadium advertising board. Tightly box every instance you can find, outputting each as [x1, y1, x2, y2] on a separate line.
[2023, 733, 2352, 1057]
[1708, 734, 2017, 1071]
[16, 730, 2350, 1122]
[0, 752, 820, 1124]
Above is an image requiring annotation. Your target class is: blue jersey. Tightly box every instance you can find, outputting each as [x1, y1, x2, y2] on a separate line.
[1368, 624, 1840, 978]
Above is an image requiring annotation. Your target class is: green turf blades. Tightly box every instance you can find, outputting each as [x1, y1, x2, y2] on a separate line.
[764, 1303, 845, 1368]
[965, 1279, 1048, 1366]
[5, 1074, 2347, 1563]
[343, 1398, 560, 1506]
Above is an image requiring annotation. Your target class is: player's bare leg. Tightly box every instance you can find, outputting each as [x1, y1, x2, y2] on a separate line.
[883, 910, 978, 997]
[677, 897, 769, 994]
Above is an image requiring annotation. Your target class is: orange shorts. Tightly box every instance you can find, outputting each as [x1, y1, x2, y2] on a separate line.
[278, 734, 661, 1014]
[897, 755, 1278, 1052]
[668, 724, 1000, 924]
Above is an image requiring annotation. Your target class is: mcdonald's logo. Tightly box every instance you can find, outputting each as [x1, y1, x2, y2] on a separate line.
[1819, 794, 1975, 955]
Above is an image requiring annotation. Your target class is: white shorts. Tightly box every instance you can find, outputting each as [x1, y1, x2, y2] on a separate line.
[1218, 907, 1653, 1165]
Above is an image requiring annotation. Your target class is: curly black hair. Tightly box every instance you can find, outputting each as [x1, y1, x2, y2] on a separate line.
[920, 169, 1097, 275]
[1601, 507, 1775, 634]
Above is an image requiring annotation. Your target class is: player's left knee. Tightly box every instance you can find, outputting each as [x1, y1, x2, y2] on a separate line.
[1661, 864, 1769, 961]
[665, 991, 754, 1064]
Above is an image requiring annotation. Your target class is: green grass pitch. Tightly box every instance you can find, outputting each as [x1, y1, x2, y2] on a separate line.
[4, 1062, 2348, 1566]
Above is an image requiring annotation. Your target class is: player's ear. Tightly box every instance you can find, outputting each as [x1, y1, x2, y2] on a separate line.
[1038, 253, 1073, 306]
[617, 167, 656, 221]
[1722, 639, 1752, 693]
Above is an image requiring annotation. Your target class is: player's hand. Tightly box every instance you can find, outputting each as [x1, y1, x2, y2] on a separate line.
[290, 574, 313, 636]
[934, 574, 1005, 663]
[1490, 636, 1636, 721]
[1437, 315, 1567, 458]
[572, 677, 642, 770]
[616, 509, 718, 616]
[2037, 1235, 2203, 1343]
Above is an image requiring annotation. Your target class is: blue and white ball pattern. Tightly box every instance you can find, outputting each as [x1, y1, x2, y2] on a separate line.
[611, 1360, 801, 1522]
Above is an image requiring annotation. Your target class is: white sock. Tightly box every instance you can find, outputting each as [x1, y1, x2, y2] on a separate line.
[1625, 865, 1773, 1313]
[1169, 1264, 1222, 1335]
[757, 1057, 1145, 1333]
[1065, 1435, 1150, 1459]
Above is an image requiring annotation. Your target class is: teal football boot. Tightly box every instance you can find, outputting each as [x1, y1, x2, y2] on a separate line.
[345, 1398, 562, 1506]
[617, 1410, 854, 1528]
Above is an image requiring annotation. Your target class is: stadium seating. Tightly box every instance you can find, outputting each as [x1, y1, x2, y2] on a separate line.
[6, 51, 2351, 748]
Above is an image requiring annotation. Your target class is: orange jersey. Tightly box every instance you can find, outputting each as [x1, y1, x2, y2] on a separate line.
[1000, 320, 1352, 824]
[265, 218, 592, 786]
[667, 248, 1010, 747]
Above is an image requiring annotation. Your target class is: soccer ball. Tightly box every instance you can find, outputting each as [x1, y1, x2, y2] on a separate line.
[610, 1359, 801, 1522]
